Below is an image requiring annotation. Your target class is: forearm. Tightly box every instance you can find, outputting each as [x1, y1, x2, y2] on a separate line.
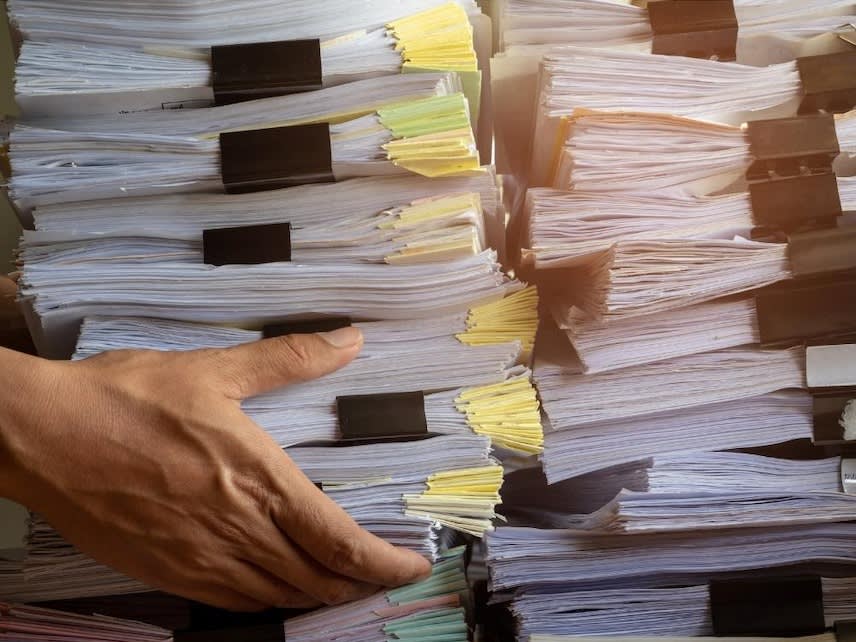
[0, 346, 55, 506]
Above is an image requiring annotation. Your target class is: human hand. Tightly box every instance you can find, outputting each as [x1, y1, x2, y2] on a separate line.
[0, 327, 431, 611]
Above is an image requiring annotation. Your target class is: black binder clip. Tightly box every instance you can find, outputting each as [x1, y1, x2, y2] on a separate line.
[647, 0, 738, 61]
[262, 317, 352, 338]
[212, 39, 323, 105]
[219, 123, 334, 194]
[202, 222, 292, 266]
[755, 275, 856, 348]
[336, 391, 428, 440]
[787, 224, 856, 279]
[797, 51, 856, 114]
[709, 575, 826, 636]
[749, 174, 842, 232]
[745, 114, 840, 180]
[837, 620, 856, 642]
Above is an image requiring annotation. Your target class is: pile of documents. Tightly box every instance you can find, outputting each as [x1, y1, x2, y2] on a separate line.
[2, 1, 535, 639]
[482, 1, 856, 639]
[1, 547, 470, 641]
[5, 0, 856, 639]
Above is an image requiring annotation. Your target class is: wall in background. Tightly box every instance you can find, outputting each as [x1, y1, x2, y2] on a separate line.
[0, 1, 28, 552]
[1, 1, 20, 274]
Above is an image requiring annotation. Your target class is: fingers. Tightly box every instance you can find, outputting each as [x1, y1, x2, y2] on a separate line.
[248, 532, 381, 606]
[213, 328, 363, 399]
[218, 559, 323, 610]
[271, 466, 432, 588]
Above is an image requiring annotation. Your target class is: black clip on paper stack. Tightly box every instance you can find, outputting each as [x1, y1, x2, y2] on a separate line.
[709, 575, 826, 636]
[755, 274, 856, 349]
[219, 122, 334, 194]
[797, 51, 856, 115]
[647, 0, 738, 61]
[744, 113, 843, 233]
[212, 39, 323, 105]
[262, 317, 353, 339]
[745, 114, 840, 181]
[336, 391, 429, 441]
[202, 222, 293, 266]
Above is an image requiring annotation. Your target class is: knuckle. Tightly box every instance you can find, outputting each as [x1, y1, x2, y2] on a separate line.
[325, 535, 362, 575]
[316, 580, 357, 606]
[274, 335, 315, 374]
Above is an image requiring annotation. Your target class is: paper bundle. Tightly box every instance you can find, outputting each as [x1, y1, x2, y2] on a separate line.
[523, 178, 856, 269]
[549, 110, 856, 192]
[71, 294, 542, 454]
[6, 0, 477, 47]
[509, 579, 856, 638]
[540, 387, 813, 482]
[19, 249, 522, 358]
[497, 0, 855, 58]
[0, 601, 172, 641]
[486, 523, 856, 592]
[9, 91, 482, 210]
[14, 3, 480, 118]
[1, 546, 471, 641]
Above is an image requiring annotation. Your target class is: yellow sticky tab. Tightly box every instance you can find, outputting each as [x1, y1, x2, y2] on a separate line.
[457, 286, 539, 353]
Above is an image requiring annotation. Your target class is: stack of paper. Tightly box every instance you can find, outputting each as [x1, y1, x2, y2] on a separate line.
[486, 523, 856, 592]
[546, 238, 796, 329]
[1, 546, 470, 641]
[6, 0, 478, 47]
[508, 579, 856, 638]
[8, 91, 482, 211]
[528, 48, 808, 185]
[71, 298, 542, 454]
[14, 3, 481, 118]
[0, 601, 172, 641]
[549, 110, 856, 192]
[496, 0, 855, 59]
[523, 179, 856, 269]
[562, 450, 855, 534]
[19, 249, 522, 358]
[491, 4, 853, 177]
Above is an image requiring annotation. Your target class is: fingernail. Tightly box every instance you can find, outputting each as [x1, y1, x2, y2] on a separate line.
[318, 326, 363, 349]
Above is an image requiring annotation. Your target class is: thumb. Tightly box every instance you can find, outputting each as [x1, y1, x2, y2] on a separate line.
[214, 326, 363, 399]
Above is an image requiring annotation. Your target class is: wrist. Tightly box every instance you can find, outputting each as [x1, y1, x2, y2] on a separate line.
[0, 347, 61, 506]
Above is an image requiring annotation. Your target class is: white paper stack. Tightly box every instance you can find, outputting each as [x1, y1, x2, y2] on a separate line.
[545, 238, 793, 330]
[6, 0, 478, 47]
[529, 48, 806, 186]
[71, 298, 543, 454]
[486, 523, 856, 593]
[19, 249, 523, 359]
[8, 90, 483, 210]
[496, 0, 855, 59]
[1, 547, 471, 642]
[0, 601, 172, 641]
[509, 579, 856, 638]
[537, 345, 805, 427]
[575, 452, 855, 533]
[524, 178, 856, 270]
[549, 110, 856, 192]
[14, 3, 480, 118]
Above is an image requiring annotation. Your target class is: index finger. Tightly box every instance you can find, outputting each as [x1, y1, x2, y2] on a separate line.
[272, 460, 432, 587]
